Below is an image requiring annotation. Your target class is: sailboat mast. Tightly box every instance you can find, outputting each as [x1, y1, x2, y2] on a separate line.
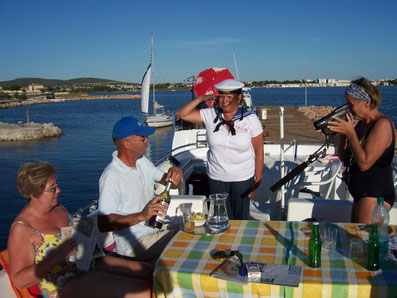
[151, 35, 156, 114]
[233, 53, 240, 80]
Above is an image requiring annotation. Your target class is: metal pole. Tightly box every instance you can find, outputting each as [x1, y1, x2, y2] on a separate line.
[305, 57, 307, 106]
[279, 107, 285, 220]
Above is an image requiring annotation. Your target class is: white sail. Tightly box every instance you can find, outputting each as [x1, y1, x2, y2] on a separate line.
[141, 63, 151, 114]
[141, 35, 174, 128]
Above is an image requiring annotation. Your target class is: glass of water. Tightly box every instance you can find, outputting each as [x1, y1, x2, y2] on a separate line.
[349, 238, 364, 261]
[323, 226, 338, 250]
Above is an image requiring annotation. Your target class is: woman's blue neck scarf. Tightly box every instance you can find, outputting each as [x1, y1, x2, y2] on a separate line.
[213, 106, 252, 135]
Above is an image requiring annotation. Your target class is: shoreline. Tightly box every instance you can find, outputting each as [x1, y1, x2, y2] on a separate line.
[0, 94, 140, 109]
[0, 104, 333, 142]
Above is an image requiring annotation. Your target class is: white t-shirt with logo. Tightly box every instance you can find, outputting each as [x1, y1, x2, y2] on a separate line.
[200, 108, 263, 182]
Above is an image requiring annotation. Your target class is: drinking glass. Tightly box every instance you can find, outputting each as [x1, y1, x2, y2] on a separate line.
[323, 226, 337, 250]
[182, 211, 194, 233]
[349, 238, 364, 261]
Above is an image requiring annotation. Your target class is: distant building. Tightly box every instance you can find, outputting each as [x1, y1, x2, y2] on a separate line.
[337, 80, 350, 86]
[327, 79, 336, 86]
[28, 83, 45, 91]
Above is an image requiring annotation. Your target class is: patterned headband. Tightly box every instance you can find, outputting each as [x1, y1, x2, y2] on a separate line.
[345, 82, 372, 102]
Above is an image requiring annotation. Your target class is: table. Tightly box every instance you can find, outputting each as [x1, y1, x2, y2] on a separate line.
[154, 220, 397, 298]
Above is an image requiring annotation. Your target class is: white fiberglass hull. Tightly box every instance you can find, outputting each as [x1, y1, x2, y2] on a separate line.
[145, 114, 174, 128]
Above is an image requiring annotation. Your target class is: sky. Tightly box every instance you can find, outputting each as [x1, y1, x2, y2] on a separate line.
[1, 0, 396, 83]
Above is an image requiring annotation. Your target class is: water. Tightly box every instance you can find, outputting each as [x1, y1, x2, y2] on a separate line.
[0, 87, 396, 250]
[207, 216, 230, 233]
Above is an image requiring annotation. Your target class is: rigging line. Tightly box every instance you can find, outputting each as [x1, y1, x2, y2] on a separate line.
[233, 53, 240, 81]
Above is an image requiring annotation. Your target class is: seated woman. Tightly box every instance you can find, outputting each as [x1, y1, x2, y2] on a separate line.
[7, 161, 153, 298]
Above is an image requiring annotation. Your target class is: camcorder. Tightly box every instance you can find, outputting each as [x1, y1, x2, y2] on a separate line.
[313, 102, 352, 136]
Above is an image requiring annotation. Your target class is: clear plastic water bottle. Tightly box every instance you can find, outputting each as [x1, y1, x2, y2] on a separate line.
[370, 197, 389, 263]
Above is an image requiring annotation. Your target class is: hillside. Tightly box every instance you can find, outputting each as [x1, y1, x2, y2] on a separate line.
[0, 77, 128, 88]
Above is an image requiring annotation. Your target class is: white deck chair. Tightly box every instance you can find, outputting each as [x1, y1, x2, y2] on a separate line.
[285, 159, 342, 200]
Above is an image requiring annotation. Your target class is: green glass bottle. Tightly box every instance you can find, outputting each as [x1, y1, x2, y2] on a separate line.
[309, 222, 322, 268]
[367, 224, 380, 271]
[147, 180, 172, 229]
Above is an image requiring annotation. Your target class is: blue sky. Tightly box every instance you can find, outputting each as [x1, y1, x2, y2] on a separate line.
[1, 0, 396, 83]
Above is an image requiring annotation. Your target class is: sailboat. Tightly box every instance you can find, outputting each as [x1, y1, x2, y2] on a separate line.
[141, 35, 174, 128]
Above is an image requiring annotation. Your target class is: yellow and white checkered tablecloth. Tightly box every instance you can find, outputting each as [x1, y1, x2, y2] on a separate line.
[154, 220, 397, 298]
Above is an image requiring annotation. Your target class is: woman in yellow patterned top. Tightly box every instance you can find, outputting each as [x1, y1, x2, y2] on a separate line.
[7, 161, 153, 298]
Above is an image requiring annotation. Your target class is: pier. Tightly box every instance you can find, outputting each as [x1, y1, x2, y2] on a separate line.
[258, 106, 327, 143]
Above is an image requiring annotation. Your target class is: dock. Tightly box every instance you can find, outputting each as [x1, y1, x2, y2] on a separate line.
[258, 106, 326, 143]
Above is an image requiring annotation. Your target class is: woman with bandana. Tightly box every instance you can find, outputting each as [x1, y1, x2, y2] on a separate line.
[176, 79, 264, 220]
[329, 77, 395, 223]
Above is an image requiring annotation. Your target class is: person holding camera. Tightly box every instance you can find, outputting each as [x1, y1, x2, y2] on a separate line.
[176, 79, 264, 220]
[328, 77, 395, 223]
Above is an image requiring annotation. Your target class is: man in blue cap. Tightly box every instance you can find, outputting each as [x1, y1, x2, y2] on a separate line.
[97, 116, 182, 263]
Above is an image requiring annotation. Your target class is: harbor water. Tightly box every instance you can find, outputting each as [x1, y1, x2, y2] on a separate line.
[0, 87, 396, 250]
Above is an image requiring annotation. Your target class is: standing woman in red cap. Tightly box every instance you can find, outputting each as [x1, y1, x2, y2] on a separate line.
[177, 79, 264, 220]
[329, 77, 395, 223]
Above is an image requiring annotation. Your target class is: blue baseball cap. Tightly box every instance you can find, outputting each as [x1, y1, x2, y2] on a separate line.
[112, 116, 155, 139]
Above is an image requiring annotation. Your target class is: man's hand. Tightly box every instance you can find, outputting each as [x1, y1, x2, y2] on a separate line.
[164, 167, 182, 187]
[141, 195, 168, 220]
[56, 238, 78, 260]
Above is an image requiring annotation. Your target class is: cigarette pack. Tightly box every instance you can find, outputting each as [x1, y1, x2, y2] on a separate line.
[246, 263, 261, 282]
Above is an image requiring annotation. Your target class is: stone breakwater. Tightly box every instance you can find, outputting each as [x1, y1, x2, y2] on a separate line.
[0, 121, 62, 141]
[297, 105, 334, 122]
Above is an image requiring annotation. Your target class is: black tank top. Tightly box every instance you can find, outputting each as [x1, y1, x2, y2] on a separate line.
[347, 117, 395, 205]
[349, 117, 395, 174]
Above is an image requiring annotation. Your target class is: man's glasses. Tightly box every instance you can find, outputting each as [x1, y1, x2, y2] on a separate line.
[45, 184, 58, 193]
[128, 136, 148, 142]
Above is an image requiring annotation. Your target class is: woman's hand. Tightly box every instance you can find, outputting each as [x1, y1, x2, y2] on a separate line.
[328, 113, 355, 138]
[248, 180, 261, 199]
[199, 94, 218, 103]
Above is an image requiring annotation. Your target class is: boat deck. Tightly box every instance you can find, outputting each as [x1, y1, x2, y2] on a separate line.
[258, 106, 326, 143]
